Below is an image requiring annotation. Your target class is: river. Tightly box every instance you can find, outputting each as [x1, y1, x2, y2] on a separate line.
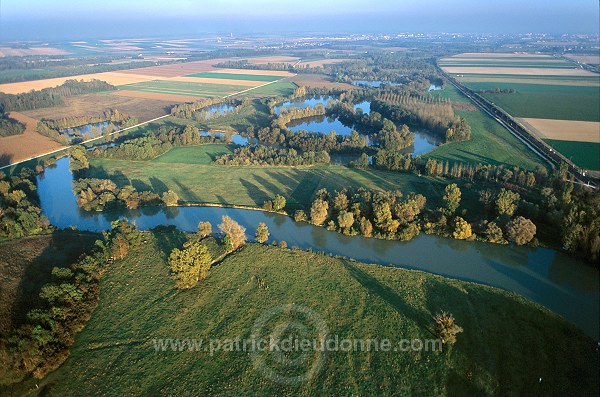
[37, 157, 599, 339]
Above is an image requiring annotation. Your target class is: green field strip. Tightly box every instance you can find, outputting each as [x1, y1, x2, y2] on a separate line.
[440, 62, 574, 69]
[185, 72, 283, 82]
[463, 82, 600, 121]
[543, 139, 600, 170]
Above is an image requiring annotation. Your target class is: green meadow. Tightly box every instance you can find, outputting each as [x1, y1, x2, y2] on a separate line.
[7, 234, 596, 396]
[544, 140, 600, 171]
[187, 72, 284, 82]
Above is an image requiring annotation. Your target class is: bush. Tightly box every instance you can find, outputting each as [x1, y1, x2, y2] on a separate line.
[433, 311, 463, 345]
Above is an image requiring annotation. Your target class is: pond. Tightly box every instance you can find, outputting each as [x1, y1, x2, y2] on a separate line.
[274, 96, 334, 114]
[199, 131, 250, 146]
[203, 103, 235, 115]
[60, 121, 111, 139]
[428, 85, 442, 91]
[36, 157, 600, 339]
[352, 80, 401, 88]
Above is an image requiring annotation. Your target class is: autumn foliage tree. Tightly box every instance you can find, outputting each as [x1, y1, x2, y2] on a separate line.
[168, 241, 212, 289]
[218, 215, 247, 250]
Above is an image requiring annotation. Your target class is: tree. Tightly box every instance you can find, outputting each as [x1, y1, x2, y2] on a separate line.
[161, 190, 179, 206]
[359, 217, 373, 237]
[353, 153, 370, 169]
[294, 210, 307, 222]
[373, 202, 399, 234]
[255, 222, 269, 243]
[337, 211, 354, 233]
[272, 195, 286, 211]
[496, 188, 520, 217]
[333, 191, 349, 212]
[198, 221, 212, 238]
[433, 311, 463, 345]
[506, 216, 536, 245]
[484, 222, 504, 243]
[452, 217, 472, 240]
[310, 199, 329, 226]
[443, 184, 461, 215]
[168, 241, 212, 289]
[218, 216, 247, 250]
[70, 145, 89, 172]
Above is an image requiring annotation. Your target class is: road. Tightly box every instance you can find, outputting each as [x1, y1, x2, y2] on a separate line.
[437, 62, 598, 189]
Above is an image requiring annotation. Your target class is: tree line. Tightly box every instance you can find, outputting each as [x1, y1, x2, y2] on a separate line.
[0, 168, 50, 240]
[0, 79, 115, 112]
[0, 104, 25, 137]
[215, 145, 331, 166]
[0, 220, 141, 383]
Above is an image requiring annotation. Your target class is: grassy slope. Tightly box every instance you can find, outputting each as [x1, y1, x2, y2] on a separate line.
[463, 82, 600, 122]
[543, 140, 600, 171]
[426, 84, 545, 169]
[151, 144, 236, 165]
[0, 231, 99, 336]
[13, 233, 598, 396]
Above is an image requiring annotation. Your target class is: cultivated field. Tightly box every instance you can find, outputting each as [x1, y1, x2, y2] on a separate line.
[566, 54, 600, 66]
[0, 46, 70, 57]
[440, 53, 600, 170]
[0, 112, 65, 166]
[22, 92, 173, 122]
[517, 118, 600, 143]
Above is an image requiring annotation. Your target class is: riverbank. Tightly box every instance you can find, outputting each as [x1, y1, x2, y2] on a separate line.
[5, 233, 597, 396]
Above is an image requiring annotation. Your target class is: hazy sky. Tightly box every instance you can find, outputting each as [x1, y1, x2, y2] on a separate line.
[1, 0, 598, 40]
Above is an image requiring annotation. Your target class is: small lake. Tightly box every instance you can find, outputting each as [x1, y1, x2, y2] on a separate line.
[200, 131, 250, 146]
[287, 115, 355, 136]
[203, 103, 235, 116]
[275, 96, 370, 115]
[36, 157, 600, 339]
[353, 80, 401, 88]
[428, 85, 442, 91]
[60, 121, 111, 139]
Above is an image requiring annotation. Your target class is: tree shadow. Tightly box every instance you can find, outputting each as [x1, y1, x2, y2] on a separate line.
[150, 226, 187, 261]
[0, 153, 13, 167]
[7, 231, 99, 333]
[172, 178, 201, 203]
[239, 178, 270, 206]
[342, 260, 434, 335]
[149, 176, 169, 194]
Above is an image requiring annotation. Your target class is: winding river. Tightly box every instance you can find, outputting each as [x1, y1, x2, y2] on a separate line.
[37, 157, 599, 339]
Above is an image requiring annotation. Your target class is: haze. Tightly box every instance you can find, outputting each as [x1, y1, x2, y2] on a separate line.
[1, 0, 599, 41]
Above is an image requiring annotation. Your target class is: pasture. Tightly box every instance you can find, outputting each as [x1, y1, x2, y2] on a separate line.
[9, 234, 596, 396]
[118, 79, 253, 99]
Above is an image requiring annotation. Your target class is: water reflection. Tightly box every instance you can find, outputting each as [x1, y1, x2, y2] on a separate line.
[36, 157, 600, 339]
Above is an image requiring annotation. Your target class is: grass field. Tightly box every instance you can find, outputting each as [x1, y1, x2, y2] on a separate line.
[7, 234, 596, 396]
[427, 84, 545, 170]
[543, 139, 600, 171]
[151, 144, 236, 164]
[463, 82, 600, 121]
[244, 81, 298, 97]
[119, 80, 253, 98]
[88, 154, 456, 211]
[187, 72, 284, 82]
[0, 231, 99, 336]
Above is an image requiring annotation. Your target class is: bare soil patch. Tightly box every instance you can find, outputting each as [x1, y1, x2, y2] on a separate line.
[0, 112, 64, 166]
[518, 118, 600, 143]
[457, 76, 599, 87]
[212, 68, 294, 77]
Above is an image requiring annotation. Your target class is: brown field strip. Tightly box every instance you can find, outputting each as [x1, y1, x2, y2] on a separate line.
[449, 53, 554, 59]
[212, 68, 294, 77]
[0, 112, 65, 165]
[167, 76, 260, 86]
[22, 93, 172, 123]
[0, 72, 159, 94]
[117, 58, 230, 78]
[113, 90, 197, 103]
[443, 67, 596, 76]
[246, 56, 299, 64]
[566, 55, 600, 65]
[0, 47, 70, 57]
[517, 118, 600, 143]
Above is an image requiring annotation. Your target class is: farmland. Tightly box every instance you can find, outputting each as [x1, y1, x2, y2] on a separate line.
[440, 53, 600, 170]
